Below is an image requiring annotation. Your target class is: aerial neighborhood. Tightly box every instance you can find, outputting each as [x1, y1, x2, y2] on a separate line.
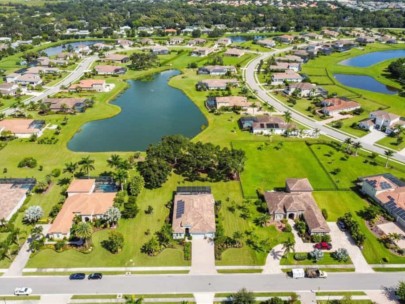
[0, 0, 404, 303]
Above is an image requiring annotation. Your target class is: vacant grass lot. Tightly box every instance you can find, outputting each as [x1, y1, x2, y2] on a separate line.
[232, 141, 336, 197]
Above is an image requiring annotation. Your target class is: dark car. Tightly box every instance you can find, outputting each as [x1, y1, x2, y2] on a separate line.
[69, 273, 86, 280]
[314, 242, 332, 250]
[337, 220, 347, 231]
[88, 273, 103, 280]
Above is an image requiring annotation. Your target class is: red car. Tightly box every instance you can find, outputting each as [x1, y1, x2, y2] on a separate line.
[314, 242, 332, 250]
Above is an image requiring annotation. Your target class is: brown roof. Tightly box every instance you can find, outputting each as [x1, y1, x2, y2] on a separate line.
[105, 54, 129, 61]
[44, 98, 86, 110]
[0, 184, 27, 221]
[201, 79, 238, 87]
[377, 187, 405, 210]
[215, 96, 250, 108]
[371, 110, 399, 122]
[224, 48, 245, 56]
[272, 71, 302, 80]
[323, 98, 360, 113]
[48, 193, 116, 235]
[172, 194, 216, 234]
[69, 79, 105, 90]
[286, 178, 313, 192]
[363, 175, 399, 191]
[66, 179, 96, 194]
[95, 65, 125, 73]
[0, 119, 41, 134]
[288, 82, 316, 90]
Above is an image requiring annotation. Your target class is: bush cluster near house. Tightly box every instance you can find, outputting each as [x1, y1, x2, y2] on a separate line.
[138, 135, 246, 189]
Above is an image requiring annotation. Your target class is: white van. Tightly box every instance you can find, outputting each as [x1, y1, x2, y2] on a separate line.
[291, 268, 305, 279]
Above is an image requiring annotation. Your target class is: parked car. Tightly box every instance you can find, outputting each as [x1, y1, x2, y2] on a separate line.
[69, 273, 86, 280]
[337, 220, 347, 231]
[88, 273, 103, 280]
[314, 242, 332, 250]
[305, 268, 327, 279]
[14, 287, 32, 296]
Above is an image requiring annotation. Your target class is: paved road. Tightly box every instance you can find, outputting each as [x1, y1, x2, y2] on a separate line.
[244, 50, 405, 164]
[4, 55, 98, 115]
[0, 273, 402, 295]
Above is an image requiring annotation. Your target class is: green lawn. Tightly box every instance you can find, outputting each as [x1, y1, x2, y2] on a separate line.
[376, 135, 405, 151]
[280, 252, 352, 266]
[232, 141, 336, 197]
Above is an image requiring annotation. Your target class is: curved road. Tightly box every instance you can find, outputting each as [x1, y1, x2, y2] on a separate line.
[244, 50, 405, 164]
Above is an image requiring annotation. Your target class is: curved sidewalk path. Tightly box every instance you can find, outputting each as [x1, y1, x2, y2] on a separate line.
[243, 48, 405, 164]
[262, 244, 283, 274]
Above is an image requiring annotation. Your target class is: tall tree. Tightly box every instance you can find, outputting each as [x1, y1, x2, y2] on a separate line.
[385, 150, 394, 168]
[282, 238, 295, 256]
[74, 222, 93, 249]
[283, 110, 292, 123]
[107, 154, 122, 169]
[79, 156, 95, 177]
[63, 162, 78, 176]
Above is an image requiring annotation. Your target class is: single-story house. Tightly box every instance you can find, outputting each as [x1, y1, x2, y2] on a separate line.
[43, 97, 88, 113]
[271, 71, 303, 85]
[0, 181, 33, 221]
[197, 65, 236, 75]
[210, 96, 250, 109]
[356, 36, 375, 44]
[0, 83, 19, 96]
[56, 52, 75, 60]
[256, 39, 276, 48]
[276, 55, 303, 63]
[103, 54, 130, 63]
[293, 50, 309, 59]
[47, 192, 116, 239]
[0, 119, 44, 138]
[276, 35, 295, 44]
[172, 187, 215, 239]
[7, 73, 42, 86]
[239, 115, 296, 136]
[217, 37, 232, 46]
[191, 47, 214, 57]
[150, 46, 170, 55]
[264, 178, 330, 235]
[321, 97, 361, 116]
[94, 65, 127, 75]
[68, 79, 107, 92]
[37, 57, 67, 67]
[303, 33, 323, 40]
[140, 38, 154, 45]
[322, 29, 340, 38]
[224, 48, 245, 57]
[188, 38, 206, 46]
[284, 82, 317, 98]
[75, 44, 91, 55]
[26, 67, 60, 75]
[117, 39, 134, 48]
[197, 79, 238, 90]
[168, 37, 184, 45]
[359, 174, 405, 230]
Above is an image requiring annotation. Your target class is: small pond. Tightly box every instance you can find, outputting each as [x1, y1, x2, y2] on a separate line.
[228, 35, 265, 43]
[340, 49, 405, 67]
[68, 70, 207, 152]
[43, 40, 103, 56]
[334, 74, 399, 95]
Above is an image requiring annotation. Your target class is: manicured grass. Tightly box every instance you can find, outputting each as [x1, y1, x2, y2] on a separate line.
[72, 294, 194, 300]
[215, 292, 295, 298]
[282, 268, 355, 273]
[317, 301, 372, 304]
[373, 267, 405, 272]
[0, 296, 41, 300]
[23, 270, 189, 276]
[232, 141, 336, 197]
[376, 135, 405, 151]
[316, 291, 366, 296]
[280, 252, 352, 266]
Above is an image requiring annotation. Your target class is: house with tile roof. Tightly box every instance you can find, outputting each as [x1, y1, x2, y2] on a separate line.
[172, 187, 215, 239]
[359, 111, 405, 134]
[264, 178, 330, 235]
[0, 119, 45, 138]
[321, 97, 361, 116]
[360, 174, 405, 230]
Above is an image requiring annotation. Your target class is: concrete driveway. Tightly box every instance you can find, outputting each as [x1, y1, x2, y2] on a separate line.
[328, 223, 373, 273]
[190, 238, 216, 275]
[360, 129, 387, 145]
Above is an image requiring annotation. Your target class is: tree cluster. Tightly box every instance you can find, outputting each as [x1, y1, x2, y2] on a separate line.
[388, 58, 405, 83]
[138, 135, 245, 189]
[338, 213, 366, 247]
[141, 224, 173, 256]
[128, 52, 158, 70]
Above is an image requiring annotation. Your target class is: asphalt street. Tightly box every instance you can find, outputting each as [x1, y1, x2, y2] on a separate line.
[244, 50, 405, 163]
[0, 273, 403, 295]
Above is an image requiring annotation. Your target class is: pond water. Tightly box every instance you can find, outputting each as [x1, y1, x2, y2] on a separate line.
[43, 40, 103, 56]
[334, 74, 399, 95]
[340, 49, 405, 67]
[228, 35, 265, 43]
[68, 70, 207, 152]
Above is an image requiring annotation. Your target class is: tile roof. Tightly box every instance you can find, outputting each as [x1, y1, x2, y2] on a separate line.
[48, 193, 116, 235]
[371, 110, 400, 122]
[0, 119, 41, 134]
[286, 178, 313, 192]
[67, 179, 96, 194]
[215, 96, 250, 107]
[172, 193, 216, 234]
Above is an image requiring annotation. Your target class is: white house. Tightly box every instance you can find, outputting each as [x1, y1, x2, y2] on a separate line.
[271, 71, 303, 85]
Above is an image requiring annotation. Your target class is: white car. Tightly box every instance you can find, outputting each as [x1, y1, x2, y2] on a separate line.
[14, 287, 32, 296]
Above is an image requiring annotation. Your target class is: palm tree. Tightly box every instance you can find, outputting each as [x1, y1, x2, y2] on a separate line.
[255, 214, 271, 227]
[344, 137, 353, 152]
[74, 222, 93, 249]
[284, 110, 292, 123]
[352, 142, 362, 156]
[385, 150, 394, 168]
[114, 169, 129, 191]
[79, 156, 95, 177]
[125, 296, 143, 304]
[107, 154, 122, 169]
[282, 238, 295, 257]
[63, 162, 78, 176]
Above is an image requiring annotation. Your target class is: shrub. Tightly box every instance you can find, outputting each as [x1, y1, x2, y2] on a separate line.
[311, 234, 322, 243]
[51, 168, 61, 177]
[102, 231, 124, 254]
[184, 242, 191, 260]
[18, 157, 37, 168]
[23, 206, 43, 224]
[309, 249, 324, 262]
[54, 240, 66, 252]
[332, 248, 349, 262]
[283, 223, 292, 233]
[321, 234, 331, 242]
[294, 253, 307, 261]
